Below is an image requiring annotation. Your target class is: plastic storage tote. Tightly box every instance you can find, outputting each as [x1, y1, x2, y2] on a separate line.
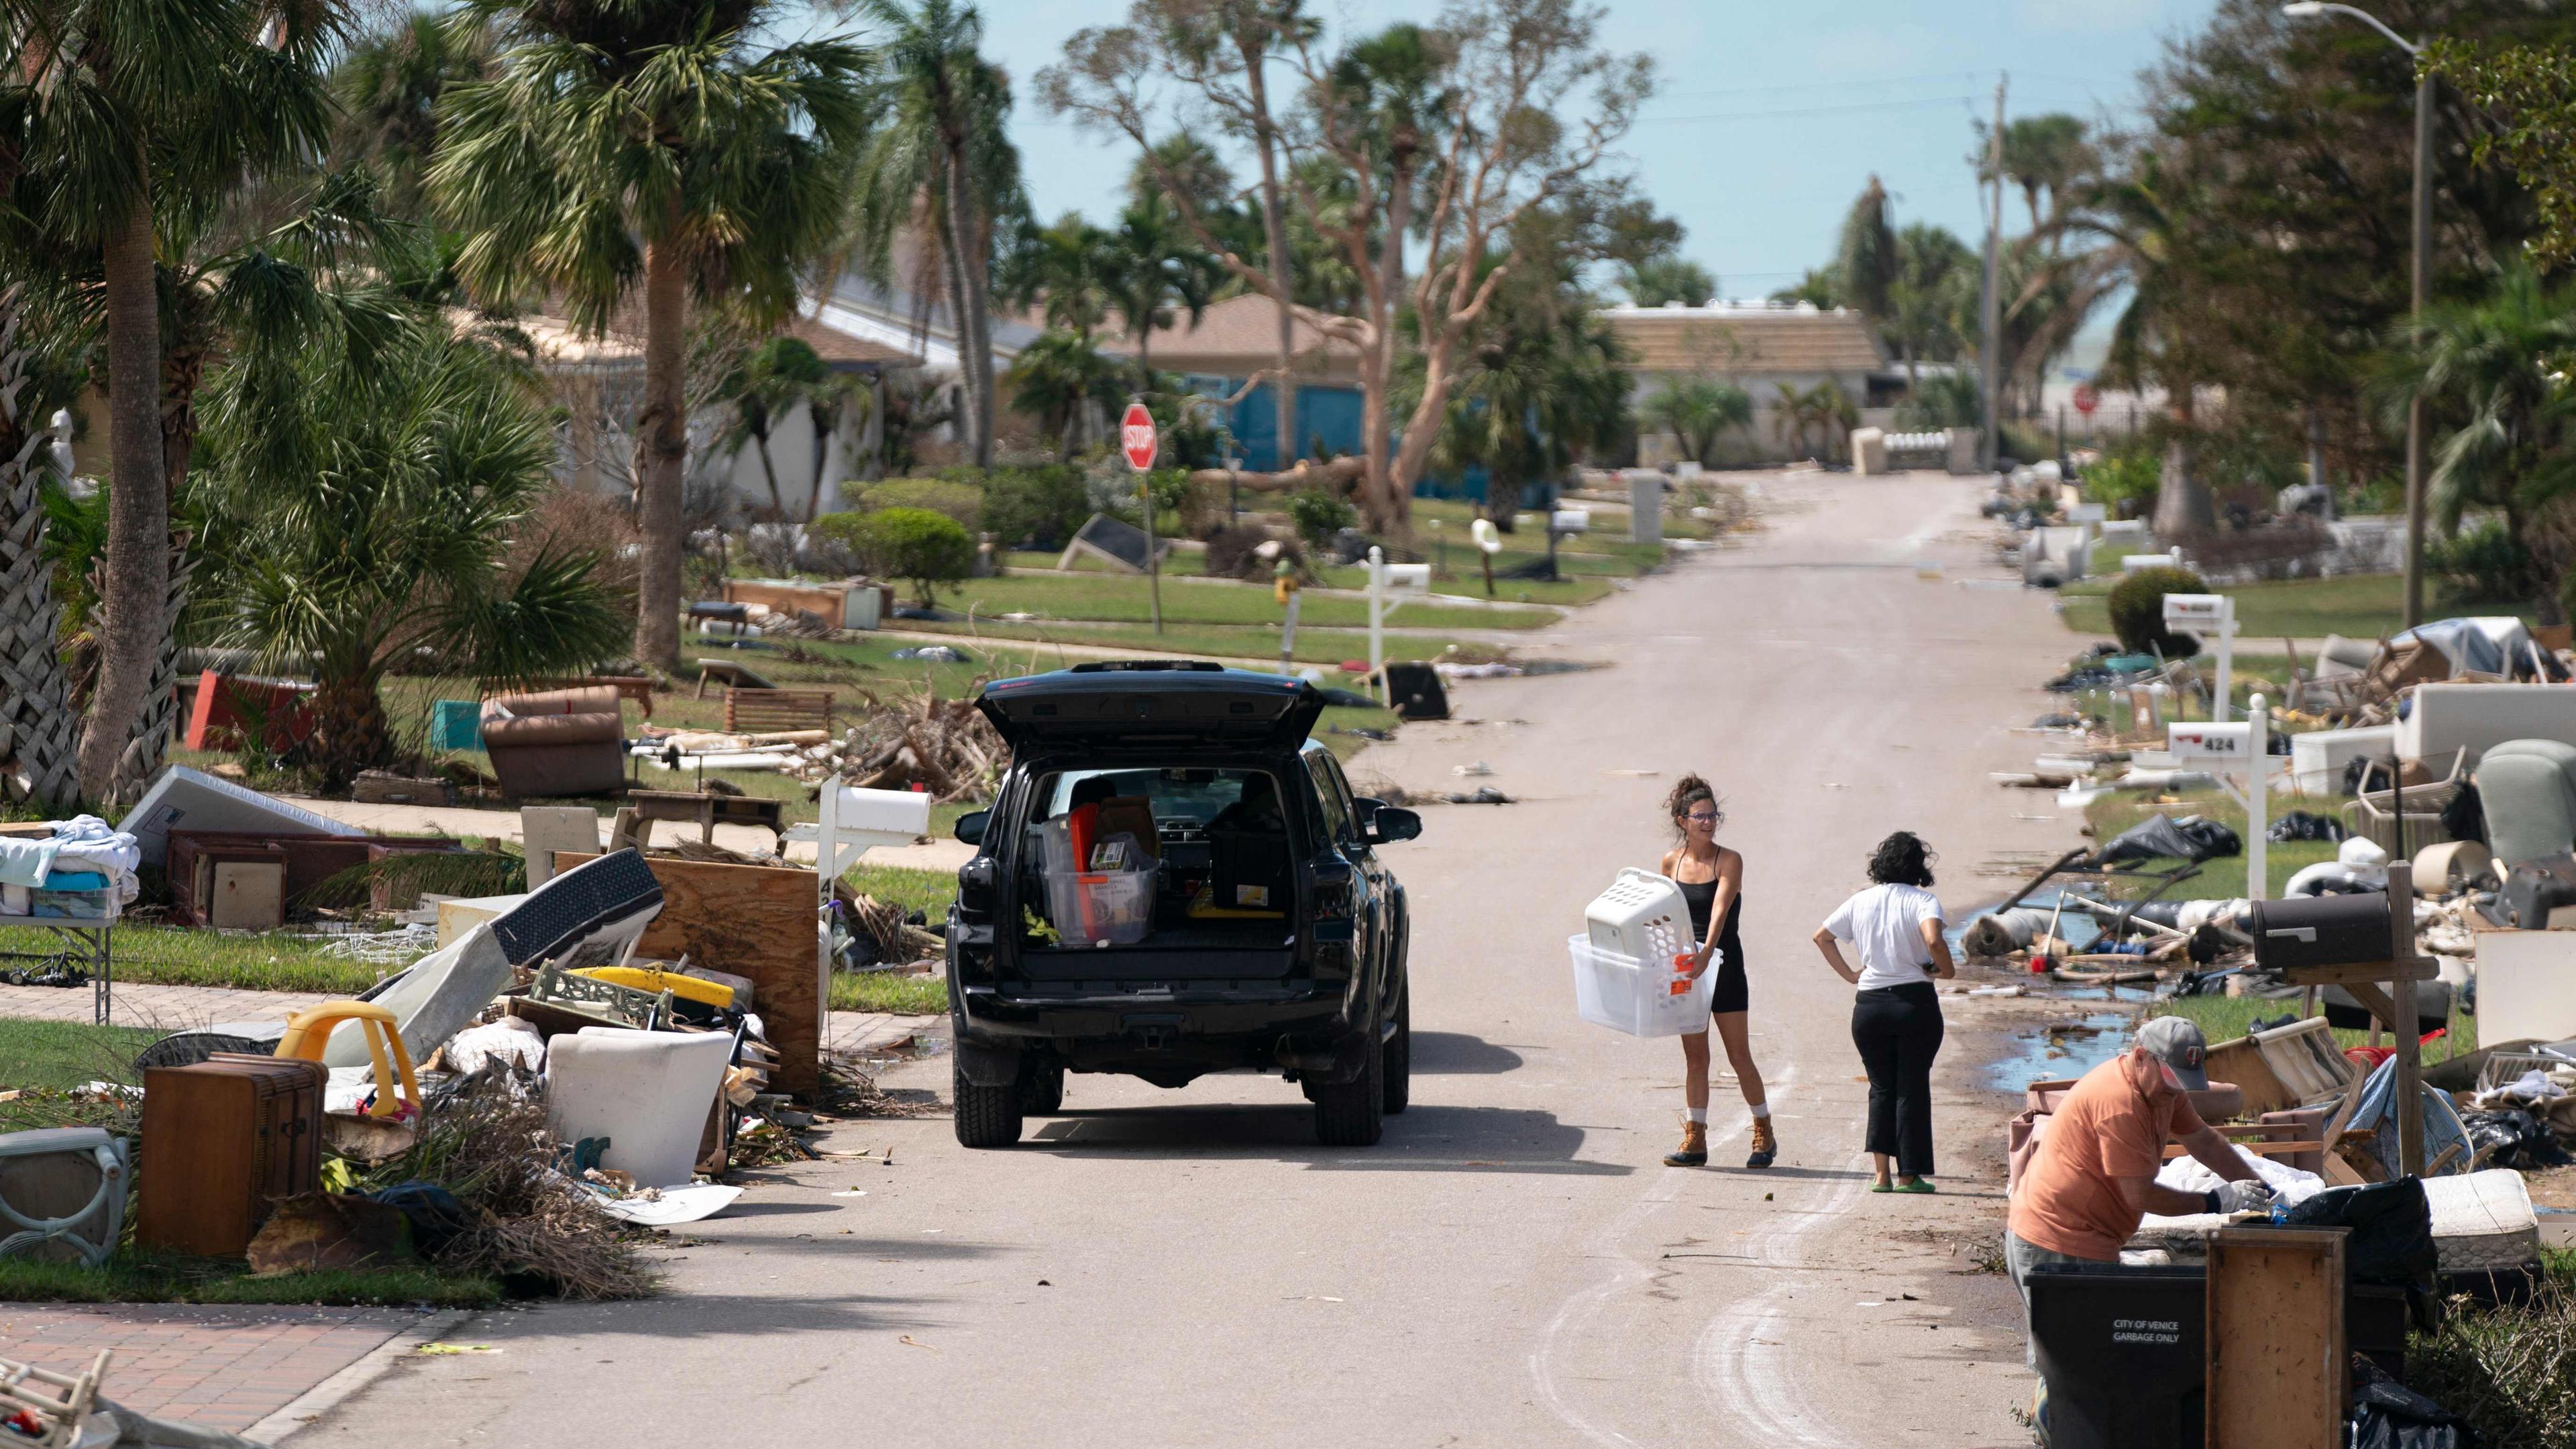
[1568, 935, 1717, 1036]
[1044, 867, 1155, 946]
[1582, 867, 1696, 964]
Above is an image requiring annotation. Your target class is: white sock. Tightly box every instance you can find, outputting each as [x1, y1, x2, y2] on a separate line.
[1685, 1108, 1708, 1126]
[1750, 1102, 1772, 1120]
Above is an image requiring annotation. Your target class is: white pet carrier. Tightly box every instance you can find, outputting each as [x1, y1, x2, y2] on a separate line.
[1569, 867, 1718, 1036]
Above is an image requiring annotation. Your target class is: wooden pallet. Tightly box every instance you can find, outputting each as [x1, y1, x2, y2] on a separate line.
[724, 686, 834, 735]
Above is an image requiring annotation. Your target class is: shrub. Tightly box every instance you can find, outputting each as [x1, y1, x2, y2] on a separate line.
[855, 478, 984, 531]
[1287, 488, 1356, 549]
[2428, 518, 2541, 604]
[2106, 565, 2208, 658]
[2081, 441, 2161, 518]
[811, 507, 974, 607]
[974, 464, 1091, 551]
[1203, 523, 1303, 581]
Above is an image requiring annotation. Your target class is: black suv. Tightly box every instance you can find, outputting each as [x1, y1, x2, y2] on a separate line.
[945, 661, 1421, 1148]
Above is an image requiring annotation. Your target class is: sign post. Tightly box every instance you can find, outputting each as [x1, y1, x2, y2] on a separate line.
[2169, 696, 2271, 900]
[1363, 547, 1430, 705]
[1122, 400, 1162, 635]
[2163, 591, 2237, 722]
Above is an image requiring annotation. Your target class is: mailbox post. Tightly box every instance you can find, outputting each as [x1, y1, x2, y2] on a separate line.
[2163, 591, 2237, 722]
[1365, 547, 1430, 706]
[2167, 693, 2271, 900]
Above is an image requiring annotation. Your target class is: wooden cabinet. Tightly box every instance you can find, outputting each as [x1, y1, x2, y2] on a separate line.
[136, 1054, 325, 1258]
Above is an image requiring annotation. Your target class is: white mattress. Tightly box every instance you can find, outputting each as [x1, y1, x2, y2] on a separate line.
[2426, 1169, 2539, 1273]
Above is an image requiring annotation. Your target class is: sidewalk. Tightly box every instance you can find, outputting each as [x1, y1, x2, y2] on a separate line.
[0, 1303, 433, 1435]
[282, 796, 976, 874]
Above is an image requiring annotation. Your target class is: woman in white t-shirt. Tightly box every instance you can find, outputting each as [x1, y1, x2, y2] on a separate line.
[1811, 831, 1954, 1193]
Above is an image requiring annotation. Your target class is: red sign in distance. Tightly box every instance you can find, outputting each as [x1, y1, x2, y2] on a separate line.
[2072, 382, 2100, 416]
[1121, 402, 1158, 471]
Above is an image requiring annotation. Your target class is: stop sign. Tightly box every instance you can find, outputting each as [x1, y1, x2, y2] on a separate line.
[1120, 402, 1158, 471]
[2072, 382, 2100, 416]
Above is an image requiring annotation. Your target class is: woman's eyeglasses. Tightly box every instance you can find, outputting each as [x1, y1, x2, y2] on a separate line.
[1684, 812, 1720, 824]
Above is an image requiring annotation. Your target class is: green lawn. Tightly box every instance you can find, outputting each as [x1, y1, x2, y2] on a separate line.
[926, 571, 1557, 632]
[0, 1253, 499, 1307]
[880, 614, 1481, 667]
[830, 970, 945, 1014]
[2058, 571, 2535, 643]
[2084, 788, 2343, 901]
[0, 1018, 162, 1091]
[2147, 994, 2477, 1063]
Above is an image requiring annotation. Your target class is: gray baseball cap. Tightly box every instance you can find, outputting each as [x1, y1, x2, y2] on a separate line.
[2135, 1016, 2210, 1091]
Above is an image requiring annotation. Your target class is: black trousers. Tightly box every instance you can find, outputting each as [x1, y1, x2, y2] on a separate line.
[1851, 981, 1943, 1177]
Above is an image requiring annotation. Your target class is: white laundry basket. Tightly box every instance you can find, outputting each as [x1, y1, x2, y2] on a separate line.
[1570, 867, 1717, 1036]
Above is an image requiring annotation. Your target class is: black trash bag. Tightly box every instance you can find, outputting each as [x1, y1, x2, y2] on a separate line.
[2343, 755, 2377, 797]
[2282, 1179, 2436, 1285]
[2347, 1354, 2472, 1449]
[365, 1182, 478, 1256]
[2091, 813, 2243, 867]
[2269, 810, 2347, 843]
[2461, 1108, 2573, 1169]
[2442, 783, 2486, 848]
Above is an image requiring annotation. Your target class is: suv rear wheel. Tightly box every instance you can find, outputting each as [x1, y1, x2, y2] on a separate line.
[1309, 1016, 1385, 1147]
[954, 1057, 1024, 1148]
[1383, 977, 1411, 1116]
[1020, 1059, 1066, 1116]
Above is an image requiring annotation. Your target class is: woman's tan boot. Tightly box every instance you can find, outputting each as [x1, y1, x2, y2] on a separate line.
[1746, 1116, 1777, 1169]
[1662, 1119, 1708, 1167]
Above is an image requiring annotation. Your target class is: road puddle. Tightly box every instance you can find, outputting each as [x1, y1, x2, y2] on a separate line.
[1985, 1012, 2133, 1093]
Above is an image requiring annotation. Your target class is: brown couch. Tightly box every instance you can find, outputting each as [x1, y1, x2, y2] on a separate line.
[481, 686, 627, 800]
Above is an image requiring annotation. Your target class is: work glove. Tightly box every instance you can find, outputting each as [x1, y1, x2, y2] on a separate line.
[2210, 1179, 2277, 1214]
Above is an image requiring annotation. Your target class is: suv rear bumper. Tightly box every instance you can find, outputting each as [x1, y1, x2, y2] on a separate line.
[951, 981, 1368, 1082]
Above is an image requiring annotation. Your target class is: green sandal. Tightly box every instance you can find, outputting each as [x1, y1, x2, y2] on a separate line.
[1893, 1179, 1937, 1194]
[1870, 1181, 1894, 1193]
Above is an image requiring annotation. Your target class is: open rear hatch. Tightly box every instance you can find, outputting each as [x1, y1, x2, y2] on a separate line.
[977, 661, 1325, 753]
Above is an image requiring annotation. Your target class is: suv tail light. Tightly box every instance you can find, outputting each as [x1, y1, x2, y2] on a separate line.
[1311, 860, 1356, 920]
[957, 857, 996, 918]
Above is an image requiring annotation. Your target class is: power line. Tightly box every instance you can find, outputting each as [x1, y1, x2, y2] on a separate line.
[1635, 95, 1976, 125]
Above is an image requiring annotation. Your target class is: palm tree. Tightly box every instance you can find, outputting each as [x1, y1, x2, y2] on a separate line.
[1004, 329, 1125, 460]
[718, 337, 833, 519]
[0, 0, 343, 800]
[191, 319, 629, 789]
[333, 9, 492, 219]
[1426, 303, 1629, 528]
[2379, 266, 2576, 621]
[1994, 113, 2092, 236]
[846, 0, 1021, 470]
[1835, 175, 1898, 323]
[1623, 257, 1716, 309]
[1106, 193, 1219, 387]
[1000, 211, 1117, 343]
[1638, 378, 1752, 468]
[435, 0, 871, 672]
[1885, 222, 1975, 390]
[1773, 380, 1857, 463]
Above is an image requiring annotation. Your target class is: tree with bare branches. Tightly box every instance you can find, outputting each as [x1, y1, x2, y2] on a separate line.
[1044, 0, 1648, 534]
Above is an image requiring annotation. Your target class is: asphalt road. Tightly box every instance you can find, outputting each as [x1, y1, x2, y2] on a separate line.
[296, 474, 2081, 1448]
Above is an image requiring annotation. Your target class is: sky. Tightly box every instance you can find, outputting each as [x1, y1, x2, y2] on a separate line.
[960, 0, 2229, 319]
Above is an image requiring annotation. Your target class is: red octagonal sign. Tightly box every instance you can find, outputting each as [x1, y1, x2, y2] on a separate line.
[1120, 401, 1158, 472]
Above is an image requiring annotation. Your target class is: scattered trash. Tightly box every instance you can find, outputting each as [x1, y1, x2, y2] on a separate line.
[1438, 787, 1513, 805]
[1453, 762, 1494, 777]
[415, 1343, 500, 1356]
[890, 645, 969, 663]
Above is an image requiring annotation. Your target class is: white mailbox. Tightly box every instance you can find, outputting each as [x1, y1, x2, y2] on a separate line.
[2168, 721, 2252, 759]
[1381, 561, 1431, 594]
[1550, 508, 1591, 535]
[2163, 593, 2232, 628]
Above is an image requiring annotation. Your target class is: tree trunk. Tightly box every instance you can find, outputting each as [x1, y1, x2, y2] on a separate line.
[942, 155, 996, 469]
[304, 671, 392, 794]
[1364, 160, 1414, 533]
[632, 230, 688, 672]
[754, 429, 786, 517]
[1240, 38, 1297, 468]
[1358, 346, 1392, 528]
[2151, 384, 2214, 539]
[78, 183, 170, 802]
[0, 287, 79, 812]
[934, 214, 981, 466]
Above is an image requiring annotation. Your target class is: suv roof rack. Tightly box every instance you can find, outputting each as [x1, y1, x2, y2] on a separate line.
[1065, 660, 1227, 674]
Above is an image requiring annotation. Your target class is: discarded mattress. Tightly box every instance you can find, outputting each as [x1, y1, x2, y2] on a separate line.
[482, 848, 663, 969]
[116, 764, 364, 868]
[2423, 1168, 2539, 1273]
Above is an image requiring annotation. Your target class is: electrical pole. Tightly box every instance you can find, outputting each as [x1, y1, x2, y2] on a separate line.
[1978, 73, 2007, 472]
[2404, 60, 2432, 627]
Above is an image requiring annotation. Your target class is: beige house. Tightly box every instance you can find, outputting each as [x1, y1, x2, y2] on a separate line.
[1605, 301, 1892, 466]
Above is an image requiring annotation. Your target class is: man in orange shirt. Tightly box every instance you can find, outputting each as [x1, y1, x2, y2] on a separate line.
[2005, 1018, 2273, 1368]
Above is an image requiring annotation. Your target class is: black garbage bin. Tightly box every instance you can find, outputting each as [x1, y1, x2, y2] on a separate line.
[2027, 1262, 2206, 1449]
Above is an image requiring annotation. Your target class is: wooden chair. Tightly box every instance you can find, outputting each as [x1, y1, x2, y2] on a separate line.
[724, 687, 834, 735]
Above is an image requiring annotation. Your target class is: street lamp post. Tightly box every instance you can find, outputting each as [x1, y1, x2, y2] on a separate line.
[2284, 2, 2431, 627]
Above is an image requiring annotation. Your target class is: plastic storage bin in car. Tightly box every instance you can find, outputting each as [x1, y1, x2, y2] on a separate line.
[1582, 867, 1695, 964]
[1044, 867, 1155, 946]
[1567, 935, 1715, 1036]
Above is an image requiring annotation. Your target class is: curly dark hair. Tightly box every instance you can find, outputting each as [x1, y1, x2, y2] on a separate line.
[1866, 830, 1935, 888]
[1664, 774, 1723, 840]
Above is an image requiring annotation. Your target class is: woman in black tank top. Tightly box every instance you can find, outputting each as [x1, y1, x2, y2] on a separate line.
[1656, 775, 1774, 1169]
